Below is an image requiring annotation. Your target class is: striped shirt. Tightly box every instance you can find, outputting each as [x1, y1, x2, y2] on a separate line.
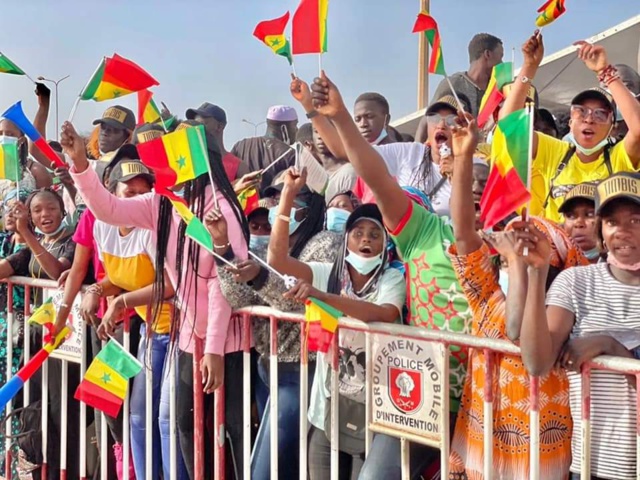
[546, 263, 640, 480]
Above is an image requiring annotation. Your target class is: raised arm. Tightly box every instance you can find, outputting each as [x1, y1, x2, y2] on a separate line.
[29, 83, 61, 169]
[290, 75, 347, 161]
[267, 168, 313, 282]
[450, 113, 482, 255]
[61, 122, 156, 231]
[311, 72, 410, 231]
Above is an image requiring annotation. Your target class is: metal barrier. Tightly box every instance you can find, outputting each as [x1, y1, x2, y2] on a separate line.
[2, 276, 640, 480]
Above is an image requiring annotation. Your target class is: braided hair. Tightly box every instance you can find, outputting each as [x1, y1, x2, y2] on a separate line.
[290, 191, 325, 259]
[149, 131, 249, 340]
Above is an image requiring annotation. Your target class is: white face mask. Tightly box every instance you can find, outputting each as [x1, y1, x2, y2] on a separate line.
[345, 250, 383, 275]
[371, 128, 388, 145]
[566, 126, 613, 156]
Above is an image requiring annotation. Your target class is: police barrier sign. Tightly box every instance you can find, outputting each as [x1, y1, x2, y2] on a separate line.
[370, 334, 446, 442]
[43, 288, 84, 363]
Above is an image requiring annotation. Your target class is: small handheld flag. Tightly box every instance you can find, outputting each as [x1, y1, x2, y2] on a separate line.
[237, 187, 259, 215]
[0, 52, 25, 76]
[305, 297, 341, 353]
[137, 89, 163, 126]
[291, 0, 329, 55]
[412, 12, 446, 76]
[477, 62, 514, 128]
[0, 138, 20, 182]
[80, 54, 159, 102]
[254, 13, 293, 65]
[74, 339, 142, 417]
[536, 0, 566, 27]
[1, 101, 65, 168]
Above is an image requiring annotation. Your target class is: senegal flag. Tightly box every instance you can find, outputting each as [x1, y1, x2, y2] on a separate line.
[478, 62, 513, 128]
[74, 339, 142, 417]
[536, 0, 566, 27]
[253, 13, 293, 65]
[137, 89, 162, 126]
[80, 54, 159, 102]
[0, 140, 19, 181]
[412, 12, 446, 76]
[0, 52, 25, 76]
[291, 0, 329, 54]
[170, 198, 214, 253]
[479, 109, 532, 229]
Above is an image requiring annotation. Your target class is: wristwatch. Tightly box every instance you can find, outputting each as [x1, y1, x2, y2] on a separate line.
[519, 75, 532, 84]
[306, 110, 319, 119]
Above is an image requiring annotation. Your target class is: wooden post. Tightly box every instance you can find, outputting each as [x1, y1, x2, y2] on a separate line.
[417, 0, 431, 109]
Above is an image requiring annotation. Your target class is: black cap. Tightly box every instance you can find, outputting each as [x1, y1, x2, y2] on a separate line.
[102, 144, 149, 186]
[558, 182, 597, 214]
[345, 203, 383, 231]
[132, 123, 165, 145]
[108, 158, 154, 187]
[185, 103, 227, 124]
[93, 106, 136, 131]
[426, 94, 471, 116]
[595, 172, 640, 215]
[571, 87, 616, 114]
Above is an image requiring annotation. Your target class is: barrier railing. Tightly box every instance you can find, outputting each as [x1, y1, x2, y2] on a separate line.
[2, 276, 640, 480]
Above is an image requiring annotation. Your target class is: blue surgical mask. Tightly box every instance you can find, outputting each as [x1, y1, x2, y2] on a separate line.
[249, 234, 270, 250]
[345, 250, 383, 275]
[326, 208, 350, 233]
[35, 222, 66, 237]
[370, 128, 388, 145]
[498, 269, 509, 294]
[565, 132, 611, 156]
[585, 247, 600, 261]
[268, 206, 305, 236]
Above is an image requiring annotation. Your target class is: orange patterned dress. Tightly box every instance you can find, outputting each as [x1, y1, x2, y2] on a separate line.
[447, 235, 586, 480]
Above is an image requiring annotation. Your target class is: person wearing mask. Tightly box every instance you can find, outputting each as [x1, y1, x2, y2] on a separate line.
[432, 33, 504, 117]
[186, 102, 250, 182]
[231, 105, 298, 189]
[559, 183, 600, 262]
[271, 194, 405, 480]
[518, 172, 640, 480]
[310, 73, 472, 480]
[446, 114, 585, 479]
[353, 92, 392, 146]
[326, 191, 361, 234]
[501, 32, 640, 223]
[247, 198, 274, 250]
[206, 171, 340, 480]
[60, 121, 249, 480]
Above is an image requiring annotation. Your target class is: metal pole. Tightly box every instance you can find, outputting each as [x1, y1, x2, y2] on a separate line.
[37, 75, 70, 141]
[417, 0, 431, 109]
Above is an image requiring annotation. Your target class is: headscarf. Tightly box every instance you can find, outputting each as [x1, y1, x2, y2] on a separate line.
[3, 188, 33, 204]
[506, 216, 589, 269]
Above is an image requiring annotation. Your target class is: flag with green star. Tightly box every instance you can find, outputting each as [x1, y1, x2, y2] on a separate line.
[28, 297, 56, 327]
[535, 0, 566, 27]
[74, 339, 142, 418]
[137, 124, 210, 191]
[80, 53, 159, 102]
[253, 12, 293, 65]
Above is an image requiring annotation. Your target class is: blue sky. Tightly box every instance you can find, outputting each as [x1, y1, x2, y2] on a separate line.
[1, 0, 637, 145]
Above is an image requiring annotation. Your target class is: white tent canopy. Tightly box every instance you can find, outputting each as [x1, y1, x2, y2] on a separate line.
[392, 14, 640, 136]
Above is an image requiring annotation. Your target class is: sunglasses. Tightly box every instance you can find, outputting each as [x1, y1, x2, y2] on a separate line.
[570, 105, 612, 124]
[426, 113, 458, 127]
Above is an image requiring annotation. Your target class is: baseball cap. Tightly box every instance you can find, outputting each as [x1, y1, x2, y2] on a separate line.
[426, 94, 471, 116]
[133, 123, 165, 145]
[345, 203, 383, 231]
[175, 119, 200, 131]
[571, 87, 616, 114]
[247, 198, 274, 219]
[93, 106, 136, 131]
[266, 105, 298, 122]
[595, 172, 640, 215]
[108, 159, 154, 187]
[558, 182, 597, 214]
[185, 103, 227, 124]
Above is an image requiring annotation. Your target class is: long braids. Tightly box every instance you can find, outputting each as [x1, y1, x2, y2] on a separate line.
[290, 192, 325, 259]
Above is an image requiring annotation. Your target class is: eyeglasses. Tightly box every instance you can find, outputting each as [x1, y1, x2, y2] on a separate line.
[570, 105, 612, 124]
[426, 113, 458, 127]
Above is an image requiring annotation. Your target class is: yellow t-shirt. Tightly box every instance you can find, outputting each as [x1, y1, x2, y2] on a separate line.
[94, 221, 172, 334]
[530, 134, 635, 223]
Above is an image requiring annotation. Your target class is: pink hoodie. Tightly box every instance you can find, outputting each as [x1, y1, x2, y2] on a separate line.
[71, 165, 248, 356]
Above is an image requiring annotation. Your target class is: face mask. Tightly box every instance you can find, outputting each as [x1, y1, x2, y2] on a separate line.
[280, 125, 291, 145]
[326, 208, 350, 233]
[345, 250, 383, 275]
[584, 247, 600, 261]
[498, 269, 509, 294]
[370, 128, 388, 145]
[174, 187, 185, 199]
[0, 135, 18, 146]
[249, 234, 270, 250]
[607, 252, 640, 271]
[35, 222, 65, 237]
[268, 206, 305, 236]
[565, 132, 611, 156]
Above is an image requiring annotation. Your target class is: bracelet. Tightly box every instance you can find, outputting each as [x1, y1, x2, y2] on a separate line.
[214, 242, 231, 249]
[598, 64, 620, 87]
[306, 110, 319, 119]
[276, 214, 291, 223]
[60, 303, 69, 309]
[34, 249, 47, 258]
[86, 283, 103, 297]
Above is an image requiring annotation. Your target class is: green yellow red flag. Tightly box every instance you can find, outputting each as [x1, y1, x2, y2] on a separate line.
[253, 13, 293, 64]
[0, 140, 20, 181]
[412, 12, 446, 76]
[291, 0, 329, 54]
[536, 0, 566, 27]
[0, 52, 25, 76]
[477, 62, 514, 128]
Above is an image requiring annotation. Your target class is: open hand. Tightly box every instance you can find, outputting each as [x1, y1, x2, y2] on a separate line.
[574, 40, 609, 74]
[60, 122, 90, 172]
[522, 30, 545, 69]
[204, 208, 229, 246]
[290, 75, 313, 111]
[310, 71, 347, 118]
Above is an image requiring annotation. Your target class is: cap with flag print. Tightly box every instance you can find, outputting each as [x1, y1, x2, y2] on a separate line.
[0, 138, 20, 182]
[480, 108, 532, 229]
[477, 62, 514, 128]
[291, 0, 329, 55]
[74, 339, 142, 418]
[0, 52, 25, 75]
[536, 0, 566, 27]
[253, 12, 293, 65]
[80, 54, 159, 102]
[412, 12, 446, 76]
[1, 101, 65, 168]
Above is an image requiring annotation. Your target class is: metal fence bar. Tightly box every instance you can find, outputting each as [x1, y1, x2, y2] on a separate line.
[483, 350, 494, 480]
[242, 314, 251, 480]
[123, 322, 131, 480]
[214, 378, 226, 479]
[42, 346, 49, 480]
[330, 330, 339, 480]
[23, 286, 30, 405]
[529, 375, 540, 480]
[4, 282, 13, 480]
[60, 360, 68, 480]
[269, 315, 279, 479]
[169, 343, 178, 480]
[193, 337, 205, 480]
[581, 366, 592, 479]
[299, 321, 309, 480]
[439, 342, 451, 480]
[400, 437, 410, 480]
[100, 338, 108, 480]
[364, 331, 372, 456]
[80, 314, 88, 480]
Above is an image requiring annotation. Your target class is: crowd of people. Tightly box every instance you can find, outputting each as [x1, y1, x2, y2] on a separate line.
[1, 27, 640, 480]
